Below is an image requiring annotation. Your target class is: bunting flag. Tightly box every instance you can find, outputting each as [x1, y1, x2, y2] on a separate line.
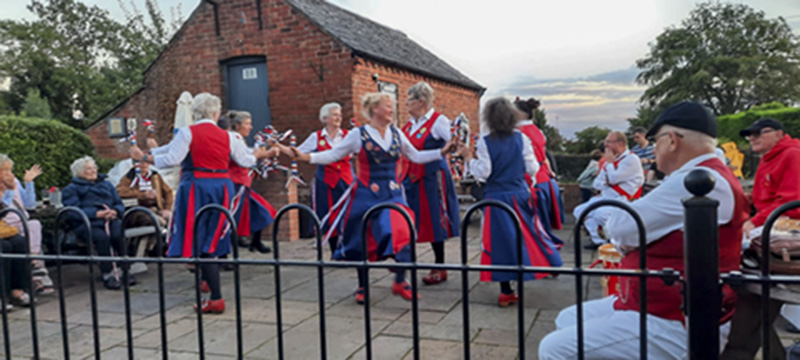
[285, 134, 306, 188]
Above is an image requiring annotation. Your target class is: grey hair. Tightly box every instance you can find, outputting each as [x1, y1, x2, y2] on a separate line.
[407, 82, 434, 108]
[70, 156, 96, 178]
[191, 92, 222, 121]
[0, 153, 12, 168]
[228, 110, 252, 130]
[660, 125, 718, 150]
[319, 102, 341, 123]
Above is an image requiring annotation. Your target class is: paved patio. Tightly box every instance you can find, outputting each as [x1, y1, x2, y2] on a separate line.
[2, 216, 798, 359]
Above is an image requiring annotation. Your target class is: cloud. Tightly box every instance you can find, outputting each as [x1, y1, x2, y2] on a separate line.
[488, 67, 645, 138]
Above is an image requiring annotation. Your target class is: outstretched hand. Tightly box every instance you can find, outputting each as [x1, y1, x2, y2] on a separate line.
[440, 137, 460, 155]
[129, 145, 145, 161]
[290, 147, 310, 162]
[23, 164, 43, 183]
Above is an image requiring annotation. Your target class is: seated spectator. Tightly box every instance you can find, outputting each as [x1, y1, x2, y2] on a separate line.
[0, 154, 53, 295]
[572, 131, 644, 249]
[577, 150, 602, 203]
[115, 161, 173, 254]
[0, 222, 33, 310]
[539, 101, 748, 359]
[631, 127, 655, 172]
[62, 156, 134, 290]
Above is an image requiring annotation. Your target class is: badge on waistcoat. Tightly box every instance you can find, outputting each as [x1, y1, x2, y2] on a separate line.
[420, 128, 427, 134]
[319, 139, 326, 147]
[370, 183, 380, 192]
[365, 142, 374, 151]
[389, 181, 399, 190]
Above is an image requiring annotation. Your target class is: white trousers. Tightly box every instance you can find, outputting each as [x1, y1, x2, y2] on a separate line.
[538, 296, 731, 360]
[573, 196, 620, 245]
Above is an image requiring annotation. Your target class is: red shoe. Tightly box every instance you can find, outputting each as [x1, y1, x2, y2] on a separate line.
[194, 298, 225, 314]
[200, 281, 210, 294]
[354, 288, 365, 305]
[392, 281, 420, 301]
[422, 270, 448, 285]
[498, 292, 518, 307]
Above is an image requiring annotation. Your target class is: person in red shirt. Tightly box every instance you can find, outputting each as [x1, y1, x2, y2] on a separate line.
[740, 118, 800, 236]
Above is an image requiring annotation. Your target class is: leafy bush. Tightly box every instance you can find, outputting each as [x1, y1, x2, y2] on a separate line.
[717, 102, 800, 142]
[0, 116, 97, 191]
[553, 153, 595, 182]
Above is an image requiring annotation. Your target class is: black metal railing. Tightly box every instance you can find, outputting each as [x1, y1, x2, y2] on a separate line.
[2, 171, 797, 359]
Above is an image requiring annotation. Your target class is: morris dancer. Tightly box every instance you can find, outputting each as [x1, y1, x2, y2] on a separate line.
[400, 82, 460, 285]
[573, 131, 644, 249]
[291, 93, 456, 303]
[457, 97, 562, 307]
[297, 103, 354, 253]
[130, 93, 271, 313]
[227, 110, 280, 254]
[514, 98, 564, 246]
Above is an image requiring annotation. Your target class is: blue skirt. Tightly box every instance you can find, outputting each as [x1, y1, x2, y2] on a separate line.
[403, 168, 460, 243]
[480, 190, 563, 282]
[313, 177, 351, 237]
[335, 179, 414, 262]
[534, 179, 565, 246]
[232, 185, 276, 237]
[167, 173, 234, 258]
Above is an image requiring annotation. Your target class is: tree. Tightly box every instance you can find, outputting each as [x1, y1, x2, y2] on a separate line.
[626, 104, 662, 133]
[564, 126, 610, 154]
[636, 2, 800, 116]
[21, 88, 52, 118]
[0, 0, 181, 126]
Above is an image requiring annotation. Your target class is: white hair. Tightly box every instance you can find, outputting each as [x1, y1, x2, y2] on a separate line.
[407, 81, 434, 108]
[191, 92, 222, 121]
[228, 110, 252, 130]
[319, 103, 341, 123]
[661, 125, 718, 150]
[70, 156, 96, 178]
[0, 154, 12, 168]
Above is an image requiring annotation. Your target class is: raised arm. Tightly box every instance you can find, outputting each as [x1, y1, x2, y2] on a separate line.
[309, 130, 361, 165]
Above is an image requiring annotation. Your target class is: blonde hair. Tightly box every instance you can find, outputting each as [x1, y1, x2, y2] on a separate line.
[407, 82, 434, 108]
[360, 93, 394, 119]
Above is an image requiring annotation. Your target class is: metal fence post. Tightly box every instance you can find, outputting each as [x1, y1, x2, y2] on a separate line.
[682, 168, 720, 359]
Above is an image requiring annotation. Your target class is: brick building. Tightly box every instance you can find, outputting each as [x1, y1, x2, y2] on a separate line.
[85, 0, 484, 239]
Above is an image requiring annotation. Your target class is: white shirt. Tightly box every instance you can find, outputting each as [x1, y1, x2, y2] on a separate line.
[297, 127, 345, 154]
[310, 125, 442, 165]
[468, 130, 539, 182]
[516, 120, 548, 141]
[151, 119, 256, 169]
[606, 153, 734, 248]
[593, 150, 645, 199]
[407, 108, 452, 142]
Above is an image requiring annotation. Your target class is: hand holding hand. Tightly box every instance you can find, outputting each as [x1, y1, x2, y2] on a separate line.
[291, 147, 310, 162]
[144, 189, 157, 200]
[23, 164, 43, 183]
[440, 137, 459, 155]
[253, 147, 269, 159]
[743, 220, 755, 239]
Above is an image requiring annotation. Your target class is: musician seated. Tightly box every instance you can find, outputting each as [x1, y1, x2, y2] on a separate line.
[540, 101, 748, 359]
[572, 131, 644, 249]
[116, 161, 173, 256]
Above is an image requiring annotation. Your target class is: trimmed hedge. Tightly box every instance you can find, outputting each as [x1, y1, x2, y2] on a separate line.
[0, 116, 97, 192]
[718, 102, 800, 143]
[553, 153, 594, 182]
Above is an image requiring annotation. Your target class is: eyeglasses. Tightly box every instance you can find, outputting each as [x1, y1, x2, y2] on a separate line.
[648, 131, 684, 143]
[748, 128, 775, 139]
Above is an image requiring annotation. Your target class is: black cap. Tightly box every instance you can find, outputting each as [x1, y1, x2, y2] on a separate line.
[739, 118, 784, 137]
[646, 101, 717, 138]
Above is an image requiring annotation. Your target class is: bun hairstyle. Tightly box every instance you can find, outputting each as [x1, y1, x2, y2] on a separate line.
[514, 97, 541, 120]
[228, 110, 252, 131]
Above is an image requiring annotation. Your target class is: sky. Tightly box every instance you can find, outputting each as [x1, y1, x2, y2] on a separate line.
[3, 0, 800, 138]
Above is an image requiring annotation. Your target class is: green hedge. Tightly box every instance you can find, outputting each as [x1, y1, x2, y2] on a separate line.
[554, 153, 594, 182]
[0, 116, 97, 192]
[718, 103, 800, 143]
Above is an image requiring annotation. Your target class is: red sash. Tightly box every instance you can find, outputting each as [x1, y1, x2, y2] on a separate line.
[608, 152, 642, 201]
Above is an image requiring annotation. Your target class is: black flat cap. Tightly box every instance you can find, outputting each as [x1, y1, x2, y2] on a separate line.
[739, 118, 784, 137]
[646, 101, 717, 138]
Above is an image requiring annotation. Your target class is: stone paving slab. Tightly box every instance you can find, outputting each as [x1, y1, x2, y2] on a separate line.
[167, 319, 276, 357]
[348, 334, 414, 359]
[400, 339, 518, 360]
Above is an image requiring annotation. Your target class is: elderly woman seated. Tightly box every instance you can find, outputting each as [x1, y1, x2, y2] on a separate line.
[116, 161, 172, 256]
[0, 205, 33, 309]
[62, 156, 134, 290]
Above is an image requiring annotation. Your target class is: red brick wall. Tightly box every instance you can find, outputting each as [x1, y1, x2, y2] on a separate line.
[351, 58, 481, 134]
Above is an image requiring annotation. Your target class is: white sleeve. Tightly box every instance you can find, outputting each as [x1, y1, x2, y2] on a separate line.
[150, 145, 170, 155]
[297, 132, 319, 154]
[153, 128, 192, 168]
[606, 155, 642, 186]
[230, 133, 257, 168]
[468, 137, 491, 181]
[521, 134, 540, 177]
[593, 166, 607, 190]
[431, 115, 452, 142]
[398, 130, 442, 163]
[310, 130, 361, 165]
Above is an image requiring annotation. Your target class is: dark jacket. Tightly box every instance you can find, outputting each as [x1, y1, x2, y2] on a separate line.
[62, 174, 126, 227]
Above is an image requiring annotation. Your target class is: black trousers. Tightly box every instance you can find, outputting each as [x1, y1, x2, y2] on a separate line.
[81, 220, 124, 274]
[0, 235, 31, 296]
[721, 289, 785, 360]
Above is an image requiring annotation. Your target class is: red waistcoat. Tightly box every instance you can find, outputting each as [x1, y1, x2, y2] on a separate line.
[228, 133, 252, 186]
[518, 123, 552, 185]
[317, 129, 354, 188]
[613, 158, 749, 324]
[188, 123, 231, 179]
[398, 112, 440, 183]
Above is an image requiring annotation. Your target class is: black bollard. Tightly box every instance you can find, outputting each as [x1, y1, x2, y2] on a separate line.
[682, 168, 720, 359]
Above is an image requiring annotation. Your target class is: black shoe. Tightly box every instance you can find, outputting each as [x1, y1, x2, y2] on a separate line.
[238, 238, 251, 248]
[221, 263, 235, 272]
[104, 276, 121, 290]
[583, 242, 602, 250]
[126, 273, 137, 286]
[250, 241, 272, 254]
